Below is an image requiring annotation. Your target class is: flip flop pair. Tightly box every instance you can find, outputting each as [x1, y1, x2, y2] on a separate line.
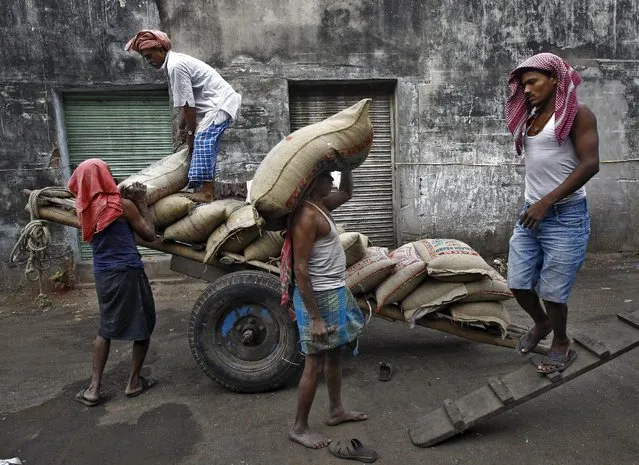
[74, 377, 158, 406]
[329, 438, 378, 463]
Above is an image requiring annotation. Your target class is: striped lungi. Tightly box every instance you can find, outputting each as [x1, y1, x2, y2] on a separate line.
[293, 286, 365, 355]
[188, 119, 231, 184]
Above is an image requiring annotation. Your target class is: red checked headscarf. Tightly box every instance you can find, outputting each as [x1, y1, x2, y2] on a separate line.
[505, 53, 582, 155]
[124, 29, 172, 52]
[68, 159, 123, 243]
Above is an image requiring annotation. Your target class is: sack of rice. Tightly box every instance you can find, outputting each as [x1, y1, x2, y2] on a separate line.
[163, 199, 245, 244]
[243, 230, 285, 262]
[118, 147, 190, 205]
[346, 247, 394, 295]
[460, 270, 513, 302]
[250, 99, 374, 217]
[339, 232, 369, 267]
[413, 238, 493, 282]
[150, 194, 195, 228]
[375, 243, 429, 309]
[204, 205, 264, 264]
[401, 280, 467, 323]
[449, 301, 511, 338]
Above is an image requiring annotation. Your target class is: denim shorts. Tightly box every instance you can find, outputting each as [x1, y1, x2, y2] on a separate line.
[507, 198, 591, 304]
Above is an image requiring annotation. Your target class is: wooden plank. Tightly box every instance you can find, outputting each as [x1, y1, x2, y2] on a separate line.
[36, 206, 207, 262]
[572, 331, 611, 359]
[487, 377, 514, 404]
[169, 255, 227, 283]
[409, 312, 639, 447]
[409, 407, 457, 448]
[443, 399, 464, 430]
[617, 311, 639, 330]
[372, 303, 548, 355]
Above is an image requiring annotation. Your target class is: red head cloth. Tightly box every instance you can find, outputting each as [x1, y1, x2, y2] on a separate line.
[67, 159, 123, 243]
[505, 53, 582, 155]
[124, 29, 172, 52]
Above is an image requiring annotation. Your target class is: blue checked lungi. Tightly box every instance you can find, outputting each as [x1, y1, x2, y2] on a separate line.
[188, 119, 231, 184]
[293, 286, 365, 355]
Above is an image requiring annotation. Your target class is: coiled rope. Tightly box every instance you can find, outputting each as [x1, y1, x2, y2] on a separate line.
[9, 187, 72, 307]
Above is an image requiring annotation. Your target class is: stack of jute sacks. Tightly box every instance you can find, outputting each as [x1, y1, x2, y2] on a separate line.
[117, 98, 375, 265]
[344, 240, 513, 336]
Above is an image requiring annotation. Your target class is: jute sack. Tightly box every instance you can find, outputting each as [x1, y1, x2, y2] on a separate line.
[460, 269, 513, 303]
[118, 147, 190, 205]
[449, 301, 511, 338]
[250, 99, 374, 217]
[204, 205, 264, 264]
[375, 243, 429, 309]
[150, 194, 195, 228]
[414, 238, 493, 283]
[339, 232, 369, 267]
[163, 199, 245, 244]
[346, 247, 394, 295]
[220, 226, 262, 254]
[243, 230, 285, 262]
[401, 280, 467, 324]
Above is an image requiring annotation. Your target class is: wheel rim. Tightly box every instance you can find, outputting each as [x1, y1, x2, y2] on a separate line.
[208, 301, 289, 370]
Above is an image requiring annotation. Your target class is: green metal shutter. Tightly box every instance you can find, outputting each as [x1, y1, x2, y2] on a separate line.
[63, 90, 173, 260]
[289, 84, 396, 248]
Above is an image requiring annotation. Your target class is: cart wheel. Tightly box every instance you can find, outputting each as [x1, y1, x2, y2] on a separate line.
[188, 270, 304, 393]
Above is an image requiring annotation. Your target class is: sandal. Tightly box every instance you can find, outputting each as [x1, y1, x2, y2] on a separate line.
[537, 349, 578, 374]
[329, 438, 378, 463]
[516, 327, 550, 356]
[126, 377, 158, 398]
[74, 388, 101, 407]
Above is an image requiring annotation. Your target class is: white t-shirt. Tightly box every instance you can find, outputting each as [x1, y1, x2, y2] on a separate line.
[162, 51, 242, 132]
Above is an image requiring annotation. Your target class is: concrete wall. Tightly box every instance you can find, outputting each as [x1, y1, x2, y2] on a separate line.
[2, 0, 639, 291]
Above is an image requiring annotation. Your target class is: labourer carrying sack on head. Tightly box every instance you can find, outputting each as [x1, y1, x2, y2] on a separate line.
[280, 169, 373, 461]
[125, 29, 242, 202]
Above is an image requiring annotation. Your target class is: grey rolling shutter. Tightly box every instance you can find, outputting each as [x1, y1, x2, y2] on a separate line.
[63, 90, 173, 259]
[289, 86, 395, 248]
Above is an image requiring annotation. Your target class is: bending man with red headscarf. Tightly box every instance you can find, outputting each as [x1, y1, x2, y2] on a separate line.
[504, 53, 599, 374]
[125, 30, 242, 202]
[68, 159, 158, 406]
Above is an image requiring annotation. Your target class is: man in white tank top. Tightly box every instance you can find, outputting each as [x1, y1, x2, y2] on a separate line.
[505, 54, 599, 375]
[287, 169, 367, 450]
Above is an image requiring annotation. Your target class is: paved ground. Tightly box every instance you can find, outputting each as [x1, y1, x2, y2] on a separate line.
[1, 253, 638, 465]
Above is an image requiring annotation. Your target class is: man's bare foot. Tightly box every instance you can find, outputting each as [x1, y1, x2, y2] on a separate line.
[184, 192, 213, 203]
[326, 410, 368, 426]
[288, 429, 331, 449]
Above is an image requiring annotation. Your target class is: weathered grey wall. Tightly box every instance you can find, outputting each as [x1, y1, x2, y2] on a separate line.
[2, 0, 639, 291]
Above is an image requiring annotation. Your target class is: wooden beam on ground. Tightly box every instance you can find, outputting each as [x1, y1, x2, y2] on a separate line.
[409, 309, 639, 447]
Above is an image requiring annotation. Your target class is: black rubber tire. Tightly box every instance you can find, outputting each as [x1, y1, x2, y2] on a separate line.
[188, 270, 304, 393]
